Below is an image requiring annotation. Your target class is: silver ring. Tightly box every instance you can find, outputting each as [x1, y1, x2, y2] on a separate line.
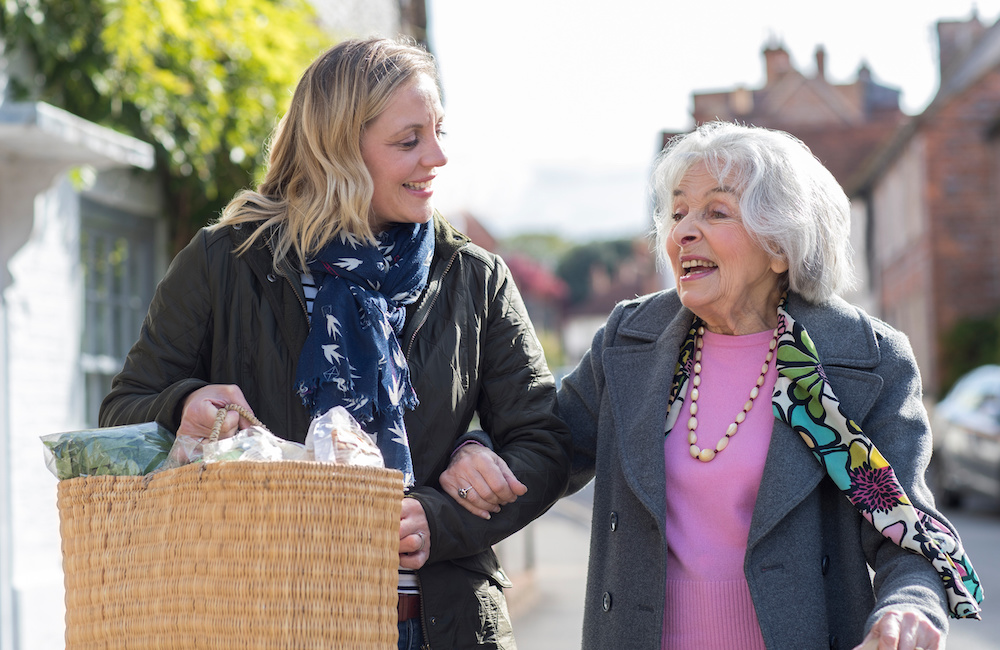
[458, 486, 473, 499]
[415, 532, 425, 552]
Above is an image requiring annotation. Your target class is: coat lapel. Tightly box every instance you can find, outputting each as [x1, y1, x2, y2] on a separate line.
[748, 294, 883, 548]
[603, 296, 693, 529]
[747, 419, 826, 547]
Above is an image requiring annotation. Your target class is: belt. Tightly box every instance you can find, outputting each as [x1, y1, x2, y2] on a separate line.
[398, 593, 421, 622]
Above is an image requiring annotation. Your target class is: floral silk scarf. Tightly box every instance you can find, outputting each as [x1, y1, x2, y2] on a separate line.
[664, 299, 983, 620]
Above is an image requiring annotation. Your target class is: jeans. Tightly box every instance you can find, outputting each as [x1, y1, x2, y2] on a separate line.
[398, 616, 424, 650]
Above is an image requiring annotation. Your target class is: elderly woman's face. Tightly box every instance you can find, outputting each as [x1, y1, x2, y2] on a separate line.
[667, 162, 788, 335]
[361, 73, 448, 231]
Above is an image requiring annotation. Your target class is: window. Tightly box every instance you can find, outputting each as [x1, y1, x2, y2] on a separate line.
[80, 199, 158, 426]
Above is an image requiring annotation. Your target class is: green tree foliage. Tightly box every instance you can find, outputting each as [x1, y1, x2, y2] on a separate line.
[939, 314, 1000, 397]
[555, 238, 635, 305]
[500, 232, 575, 268]
[1, 0, 328, 252]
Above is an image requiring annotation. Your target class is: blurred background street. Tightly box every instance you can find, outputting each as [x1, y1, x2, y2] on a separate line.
[6, 1, 1000, 648]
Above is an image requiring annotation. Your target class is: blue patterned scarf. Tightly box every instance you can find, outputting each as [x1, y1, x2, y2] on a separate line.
[295, 222, 434, 487]
[665, 297, 983, 619]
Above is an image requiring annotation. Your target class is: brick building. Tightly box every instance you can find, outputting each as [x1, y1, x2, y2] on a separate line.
[851, 12, 1000, 397]
[665, 40, 909, 192]
[661, 40, 911, 318]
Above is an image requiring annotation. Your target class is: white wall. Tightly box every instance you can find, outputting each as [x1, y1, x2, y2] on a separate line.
[5, 168, 161, 650]
[6, 178, 81, 650]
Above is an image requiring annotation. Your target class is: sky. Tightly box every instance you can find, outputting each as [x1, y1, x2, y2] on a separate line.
[424, 0, 1000, 242]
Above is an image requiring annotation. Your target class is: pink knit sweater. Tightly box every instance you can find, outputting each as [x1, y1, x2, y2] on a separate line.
[661, 328, 779, 650]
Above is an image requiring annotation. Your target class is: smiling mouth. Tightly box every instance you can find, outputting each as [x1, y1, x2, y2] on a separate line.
[403, 180, 432, 191]
[680, 259, 718, 276]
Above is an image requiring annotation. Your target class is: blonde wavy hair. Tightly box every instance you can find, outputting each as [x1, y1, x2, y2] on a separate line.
[213, 37, 439, 271]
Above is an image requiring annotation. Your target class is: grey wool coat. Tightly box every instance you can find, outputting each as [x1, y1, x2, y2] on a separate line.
[558, 289, 953, 650]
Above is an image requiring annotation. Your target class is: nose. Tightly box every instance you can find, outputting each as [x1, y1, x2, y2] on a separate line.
[670, 213, 700, 247]
[423, 134, 448, 169]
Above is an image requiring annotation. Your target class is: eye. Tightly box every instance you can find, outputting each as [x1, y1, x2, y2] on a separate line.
[399, 138, 419, 149]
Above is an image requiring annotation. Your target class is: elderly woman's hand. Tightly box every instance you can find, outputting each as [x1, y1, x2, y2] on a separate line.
[852, 610, 943, 650]
[440, 443, 527, 520]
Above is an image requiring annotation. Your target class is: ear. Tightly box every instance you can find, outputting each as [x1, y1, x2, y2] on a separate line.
[770, 256, 789, 274]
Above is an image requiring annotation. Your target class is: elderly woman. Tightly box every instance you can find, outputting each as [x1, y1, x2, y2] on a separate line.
[446, 122, 982, 649]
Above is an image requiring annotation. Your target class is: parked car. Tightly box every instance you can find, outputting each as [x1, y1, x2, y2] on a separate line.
[931, 364, 1000, 508]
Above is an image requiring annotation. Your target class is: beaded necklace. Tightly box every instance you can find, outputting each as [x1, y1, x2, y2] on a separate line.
[686, 324, 780, 462]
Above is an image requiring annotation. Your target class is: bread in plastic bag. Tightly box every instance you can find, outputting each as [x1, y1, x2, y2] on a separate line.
[305, 406, 384, 468]
[40, 422, 175, 480]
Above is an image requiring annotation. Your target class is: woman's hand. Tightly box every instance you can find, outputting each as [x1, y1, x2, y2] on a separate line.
[440, 443, 527, 520]
[852, 610, 943, 650]
[399, 497, 431, 569]
[177, 384, 256, 442]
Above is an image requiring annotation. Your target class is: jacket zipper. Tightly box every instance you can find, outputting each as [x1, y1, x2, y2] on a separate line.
[264, 237, 309, 319]
[416, 571, 432, 650]
[408, 244, 463, 650]
[405, 246, 463, 359]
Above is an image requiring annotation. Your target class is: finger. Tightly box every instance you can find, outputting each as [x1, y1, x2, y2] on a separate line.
[398, 530, 431, 570]
[454, 485, 496, 520]
[399, 532, 424, 555]
[852, 636, 879, 650]
[496, 457, 528, 498]
[470, 473, 509, 507]
[472, 456, 526, 506]
[398, 547, 429, 570]
[213, 409, 241, 440]
[872, 613, 901, 650]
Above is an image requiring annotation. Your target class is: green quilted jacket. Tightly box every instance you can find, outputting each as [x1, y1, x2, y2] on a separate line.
[100, 213, 570, 649]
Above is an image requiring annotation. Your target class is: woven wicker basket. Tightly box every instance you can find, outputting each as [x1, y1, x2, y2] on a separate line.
[58, 461, 403, 649]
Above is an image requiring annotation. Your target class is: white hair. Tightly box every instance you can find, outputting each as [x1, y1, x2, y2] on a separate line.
[651, 121, 855, 303]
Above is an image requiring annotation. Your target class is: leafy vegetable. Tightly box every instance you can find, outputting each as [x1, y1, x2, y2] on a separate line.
[41, 422, 176, 480]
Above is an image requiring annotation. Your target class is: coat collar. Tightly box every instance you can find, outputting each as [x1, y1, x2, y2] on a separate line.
[601, 290, 882, 543]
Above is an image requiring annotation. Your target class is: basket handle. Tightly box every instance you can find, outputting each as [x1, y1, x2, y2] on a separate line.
[209, 403, 264, 443]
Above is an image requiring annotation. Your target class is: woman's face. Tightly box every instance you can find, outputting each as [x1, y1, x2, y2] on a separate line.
[361, 73, 447, 231]
[666, 161, 788, 335]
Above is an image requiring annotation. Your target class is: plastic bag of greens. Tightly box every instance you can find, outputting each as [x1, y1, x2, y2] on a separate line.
[40, 422, 175, 480]
[201, 425, 308, 464]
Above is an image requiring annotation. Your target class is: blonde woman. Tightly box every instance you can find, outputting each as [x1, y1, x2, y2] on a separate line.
[101, 37, 570, 649]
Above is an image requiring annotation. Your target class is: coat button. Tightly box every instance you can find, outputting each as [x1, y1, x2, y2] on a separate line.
[821, 555, 830, 575]
[266, 273, 277, 283]
[610, 512, 618, 531]
[602, 592, 612, 611]
[429, 617, 437, 626]
[828, 634, 838, 649]
[232, 223, 242, 230]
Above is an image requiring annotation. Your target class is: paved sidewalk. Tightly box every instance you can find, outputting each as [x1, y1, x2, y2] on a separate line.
[504, 487, 593, 650]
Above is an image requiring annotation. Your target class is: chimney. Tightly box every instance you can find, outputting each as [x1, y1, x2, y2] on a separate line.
[762, 45, 792, 86]
[815, 46, 826, 81]
[937, 12, 986, 83]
